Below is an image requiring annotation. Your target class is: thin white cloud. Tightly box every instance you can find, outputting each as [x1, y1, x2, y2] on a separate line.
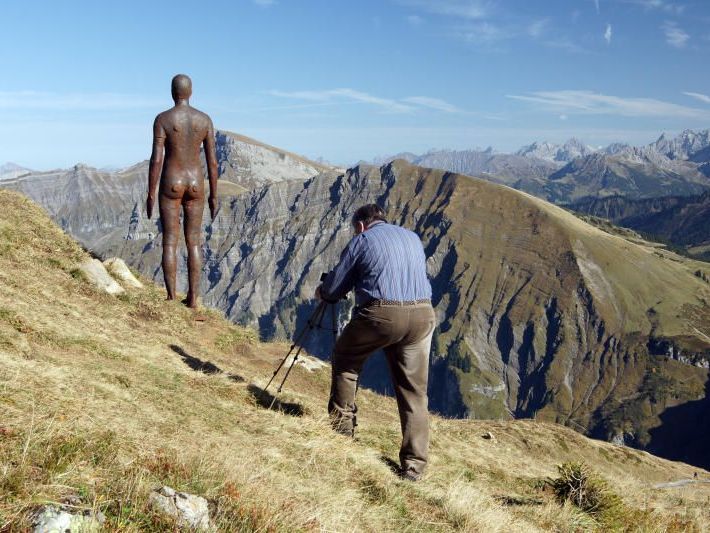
[623, 0, 685, 14]
[604, 23, 612, 44]
[594, 0, 600, 14]
[396, 0, 488, 20]
[0, 91, 160, 111]
[270, 89, 463, 115]
[544, 38, 589, 54]
[270, 89, 415, 113]
[253, 0, 276, 6]
[402, 96, 461, 112]
[527, 18, 548, 38]
[662, 21, 690, 48]
[506, 90, 710, 119]
[456, 21, 512, 44]
[684, 91, 710, 104]
[406, 14, 424, 26]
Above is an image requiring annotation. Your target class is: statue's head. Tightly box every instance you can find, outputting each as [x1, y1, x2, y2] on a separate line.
[171, 74, 192, 102]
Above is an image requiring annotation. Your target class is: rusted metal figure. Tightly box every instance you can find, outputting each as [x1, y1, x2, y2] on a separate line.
[147, 74, 218, 308]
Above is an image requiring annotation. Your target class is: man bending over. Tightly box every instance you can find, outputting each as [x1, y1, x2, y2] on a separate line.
[316, 204, 435, 481]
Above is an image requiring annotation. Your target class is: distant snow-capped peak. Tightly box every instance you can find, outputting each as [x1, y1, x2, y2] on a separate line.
[516, 138, 596, 163]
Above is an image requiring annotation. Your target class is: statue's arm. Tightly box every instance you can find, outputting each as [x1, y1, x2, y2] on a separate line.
[204, 118, 219, 219]
[147, 116, 166, 219]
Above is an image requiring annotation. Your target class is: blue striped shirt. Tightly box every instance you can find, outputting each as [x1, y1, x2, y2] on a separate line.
[320, 221, 432, 306]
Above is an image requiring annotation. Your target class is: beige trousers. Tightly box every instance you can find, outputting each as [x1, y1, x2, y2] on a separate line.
[328, 302, 435, 476]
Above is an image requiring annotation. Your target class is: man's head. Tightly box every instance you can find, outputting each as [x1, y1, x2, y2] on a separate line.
[171, 74, 192, 102]
[352, 204, 386, 235]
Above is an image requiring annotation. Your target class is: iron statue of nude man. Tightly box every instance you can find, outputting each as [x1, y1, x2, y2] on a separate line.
[146, 74, 218, 308]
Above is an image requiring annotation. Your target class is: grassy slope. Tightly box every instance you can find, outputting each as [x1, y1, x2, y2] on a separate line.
[1, 189, 709, 532]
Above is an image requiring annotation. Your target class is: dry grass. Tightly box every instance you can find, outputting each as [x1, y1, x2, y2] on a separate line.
[1, 189, 709, 532]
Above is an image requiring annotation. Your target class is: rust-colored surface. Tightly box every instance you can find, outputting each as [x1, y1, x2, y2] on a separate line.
[147, 74, 218, 308]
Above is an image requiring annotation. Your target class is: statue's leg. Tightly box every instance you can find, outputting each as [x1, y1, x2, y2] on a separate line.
[183, 197, 205, 308]
[159, 196, 181, 301]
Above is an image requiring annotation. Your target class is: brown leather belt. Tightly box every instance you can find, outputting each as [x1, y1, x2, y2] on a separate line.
[367, 298, 431, 306]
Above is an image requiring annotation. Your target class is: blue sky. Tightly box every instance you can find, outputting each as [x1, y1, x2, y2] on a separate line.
[1, 0, 709, 169]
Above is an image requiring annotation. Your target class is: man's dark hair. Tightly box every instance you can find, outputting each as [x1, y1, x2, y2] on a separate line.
[352, 204, 387, 226]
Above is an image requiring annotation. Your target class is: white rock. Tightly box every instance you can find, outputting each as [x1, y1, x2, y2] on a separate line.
[285, 353, 328, 372]
[149, 486, 211, 530]
[33, 506, 104, 533]
[103, 257, 144, 289]
[77, 258, 125, 295]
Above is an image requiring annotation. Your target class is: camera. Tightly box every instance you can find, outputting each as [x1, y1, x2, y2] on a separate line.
[320, 272, 329, 282]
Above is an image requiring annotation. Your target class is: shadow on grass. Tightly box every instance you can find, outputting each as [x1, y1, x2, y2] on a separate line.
[247, 384, 304, 417]
[494, 494, 544, 506]
[169, 344, 245, 383]
[379, 455, 401, 475]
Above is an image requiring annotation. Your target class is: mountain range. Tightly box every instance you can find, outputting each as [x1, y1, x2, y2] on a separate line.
[371, 130, 710, 203]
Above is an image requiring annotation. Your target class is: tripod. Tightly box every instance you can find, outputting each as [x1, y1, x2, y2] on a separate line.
[264, 300, 338, 402]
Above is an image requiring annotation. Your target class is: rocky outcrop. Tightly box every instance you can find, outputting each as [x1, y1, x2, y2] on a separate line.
[32, 506, 105, 533]
[77, 259, 125, 295]
[104, 257, 144, 289]
[215, 130, 333, 189]
[149, 486, 211, 530]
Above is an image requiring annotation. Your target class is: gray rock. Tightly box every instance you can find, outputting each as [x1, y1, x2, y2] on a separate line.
[149, 486, 211, 530]
[32, 506, 105, 533]
[77, 258, 125, 295]
[103, 257, 144, 289]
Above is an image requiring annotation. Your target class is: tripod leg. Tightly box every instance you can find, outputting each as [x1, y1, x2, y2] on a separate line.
[264, 302, 326, 392]
[273, 301, 331, 396]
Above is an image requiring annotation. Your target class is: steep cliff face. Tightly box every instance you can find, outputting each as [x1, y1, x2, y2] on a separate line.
[4, 156, 710, 466]
[214, 130, 334, 189]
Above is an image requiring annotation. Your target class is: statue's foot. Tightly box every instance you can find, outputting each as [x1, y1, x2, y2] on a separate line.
[182, 291, 199, 309]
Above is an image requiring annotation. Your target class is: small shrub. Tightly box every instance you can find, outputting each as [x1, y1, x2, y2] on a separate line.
[69, 268, 88, 283]
[549, 462, 624, 527]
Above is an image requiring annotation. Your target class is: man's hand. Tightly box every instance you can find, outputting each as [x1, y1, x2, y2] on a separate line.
[315, 285, 323, 301]
[146, 193, 155, 220]
[209, 194, 217, 220]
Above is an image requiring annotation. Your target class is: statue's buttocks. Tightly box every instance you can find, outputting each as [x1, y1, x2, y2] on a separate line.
[156, 107, 211, 202]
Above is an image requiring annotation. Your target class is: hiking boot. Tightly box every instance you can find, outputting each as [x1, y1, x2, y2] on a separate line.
[399, 467, 422, 482]
[333, 425, 354, 438]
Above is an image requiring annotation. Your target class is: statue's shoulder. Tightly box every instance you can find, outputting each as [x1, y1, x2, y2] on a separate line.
[189, 107, 212, 125]
[154, 108, 173, 124]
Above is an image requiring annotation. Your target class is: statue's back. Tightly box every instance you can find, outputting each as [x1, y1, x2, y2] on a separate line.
[159, 106, 210, 173]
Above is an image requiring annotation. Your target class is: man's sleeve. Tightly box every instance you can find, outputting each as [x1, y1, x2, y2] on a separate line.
[320, 237, 362, 302]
